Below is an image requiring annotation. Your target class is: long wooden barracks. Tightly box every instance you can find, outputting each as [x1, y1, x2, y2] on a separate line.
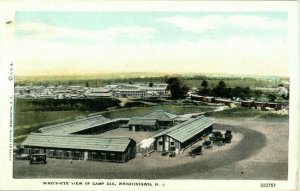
[153, 116, 214, 152]
[22, 134, 136, 162]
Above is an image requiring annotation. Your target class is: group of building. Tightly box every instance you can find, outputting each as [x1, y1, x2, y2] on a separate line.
[189, 94, 287, 111]
[15, 83, 170, 99]
[21, 110, 214, 163]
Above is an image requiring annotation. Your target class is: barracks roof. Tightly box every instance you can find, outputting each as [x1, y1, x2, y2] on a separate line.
[38, 115, 111, 135]
[154, 116, 214, 143]
[128, 117, 157, 126]
[144, 110, 177, 121]
[22, 134, 134, 152]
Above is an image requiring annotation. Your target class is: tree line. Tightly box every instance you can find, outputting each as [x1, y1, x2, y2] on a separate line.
[166, 77, 288, 102]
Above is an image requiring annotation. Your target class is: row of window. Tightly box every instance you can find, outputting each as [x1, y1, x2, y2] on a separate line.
[158, 141, 175, 146]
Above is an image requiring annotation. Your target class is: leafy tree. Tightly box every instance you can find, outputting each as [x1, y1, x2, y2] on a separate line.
[149, 82, 154, 87]
[85, 82, 89, 87]
[166, 76, 189, 99]
[198, 80, 209, 96]
[231, 86, 252, 99]
[282, 93, 289, 100]
[253, 90, 263, 99]
[201, 80, 208, 90]
[212, 80, 228, 97]
[198, 88, 210, 96]
[268, 93, 276, 102]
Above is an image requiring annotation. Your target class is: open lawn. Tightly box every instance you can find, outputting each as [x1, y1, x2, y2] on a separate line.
[15, 110, 89, 127]
[101, 105, 216, 119]
[14, 110, 91, 143]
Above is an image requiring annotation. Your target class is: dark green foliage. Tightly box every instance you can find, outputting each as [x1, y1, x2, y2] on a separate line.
[149, 82, 154, 87]
[124, 101, 148, 108]
[198, 80, 257, 99]
[166, 76, 189, 99]
[198, 80, 210, 96]
[281, 93, 289, 100]
[268, 94, 277, 102]
[201, 80, 208, 89]
[253, 90, 263, 98]
[133, 98, 168, 104]
[16, 98, 120, 112]
[212, 80, 228, 97]
[230, 86, 252, 99]
[198, 88, 210, 96]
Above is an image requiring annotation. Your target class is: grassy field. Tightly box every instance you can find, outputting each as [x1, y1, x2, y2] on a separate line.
[185, 78, 275, 89]
[15, 74, 288, 89]
[101, 105, 215, 119]
[15, 110, 89, 126]
[14, 110, 90, 143]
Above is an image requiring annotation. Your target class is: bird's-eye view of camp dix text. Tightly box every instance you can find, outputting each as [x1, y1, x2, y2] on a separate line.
[13, 11, 290, 180]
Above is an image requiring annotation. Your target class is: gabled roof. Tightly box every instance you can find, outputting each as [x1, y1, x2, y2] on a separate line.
[128, 117, 157, 126]
[144, 110, 177, 121]
[39, 115, 111, 135]
[22, 134, 134, 152]
[154, 116, 214, 143]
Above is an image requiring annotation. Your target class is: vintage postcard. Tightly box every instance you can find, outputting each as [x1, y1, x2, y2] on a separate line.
[0, 1, 298, 191]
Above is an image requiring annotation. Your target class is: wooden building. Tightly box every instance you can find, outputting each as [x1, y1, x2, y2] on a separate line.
[214, 98, 232, 106]
[267, 102, 282, 110]
[153, 116, 214, 153]
[190, 94, 204, 101]
[128, 110, 178, 131]
[128, 117, 158, 131]
[37, 115, 119, 135]
[144, 110, 177, 128]
[203, 96, 215, 103]
[22, 134, 136, 163]
[241, 100, 255, 108]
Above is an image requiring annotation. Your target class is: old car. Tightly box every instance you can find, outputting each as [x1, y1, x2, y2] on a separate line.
[187, 146, 202, 158]
[169, 152, 176, 157]
[211, 131, 223, 141]
[161, 151, 169, 156]
[29, 154, 47, 165]
[224, 130, 233, 143]
[202, 140, 213, 149]
[16, 154, 30, 160]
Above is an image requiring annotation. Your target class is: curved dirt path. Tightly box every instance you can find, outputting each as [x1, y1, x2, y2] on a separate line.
[14, 124, 267, 179]
[103, 124, 267, 179]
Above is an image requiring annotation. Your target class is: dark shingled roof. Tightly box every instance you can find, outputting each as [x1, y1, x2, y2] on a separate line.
[22, 134, 134, 152]
[154, 116, 214, 143]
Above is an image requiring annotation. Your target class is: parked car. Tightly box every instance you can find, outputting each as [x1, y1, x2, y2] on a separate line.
[202, 140, 213, 149]
[29, 154, 47, 165]
[161, 151, 169, 156]
[16, 154, 29, 160]
[169, 152, 176, 157]
[224, 130, 233, 143]
[187, 146, 202, 158]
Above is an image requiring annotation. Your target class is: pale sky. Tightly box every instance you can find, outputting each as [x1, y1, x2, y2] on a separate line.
[15, 12, 289, 76]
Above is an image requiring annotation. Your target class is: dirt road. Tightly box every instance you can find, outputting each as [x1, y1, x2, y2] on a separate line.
[13, 117, 288, 180]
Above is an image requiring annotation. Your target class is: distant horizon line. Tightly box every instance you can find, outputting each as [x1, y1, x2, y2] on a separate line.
[15, 72, 289, 79]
